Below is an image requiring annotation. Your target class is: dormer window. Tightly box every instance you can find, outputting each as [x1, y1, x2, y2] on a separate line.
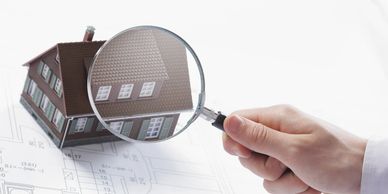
[139, 82, 156, 97]
[118, 84, 134, 99]
[95, 86, 111, 101]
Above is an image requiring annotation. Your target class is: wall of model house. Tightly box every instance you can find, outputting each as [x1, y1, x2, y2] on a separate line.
[21, 47, 115, 147]
[21, 47, 67, 146]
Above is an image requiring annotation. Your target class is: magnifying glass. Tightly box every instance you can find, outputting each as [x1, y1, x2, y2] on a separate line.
[87, 25, 226, 143]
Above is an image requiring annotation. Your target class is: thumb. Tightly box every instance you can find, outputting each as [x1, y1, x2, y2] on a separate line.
[224, 115, 292, 160]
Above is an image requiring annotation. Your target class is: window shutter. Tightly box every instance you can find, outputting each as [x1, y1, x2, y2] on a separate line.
[57, 86, 63, 97]
[68, 119, 78, 134]
[84, 118, 94, 133]
[45, 101, 55, 121]
[96, 122, 105, 132]
[159, 117, 174, 139]
[37, 61, 44, 74]
[56, 115, 65, 133]
[23, 77, 31, 93]
[137, 120, 150, 140]
[49, 74, 56, 89]
[32, 88, 43, 106]
[121, 121, 133, 137]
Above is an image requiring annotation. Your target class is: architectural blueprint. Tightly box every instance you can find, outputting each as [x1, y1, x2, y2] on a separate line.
[0, 66, 234, 194]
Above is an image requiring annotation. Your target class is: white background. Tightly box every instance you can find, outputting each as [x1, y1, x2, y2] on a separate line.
[2, 0, 388, 193]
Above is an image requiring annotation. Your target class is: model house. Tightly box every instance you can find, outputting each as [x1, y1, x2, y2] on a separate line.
[20, 27, 193, 148]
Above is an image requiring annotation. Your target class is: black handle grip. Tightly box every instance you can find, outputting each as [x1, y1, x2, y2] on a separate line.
[211, 112, 226, 131]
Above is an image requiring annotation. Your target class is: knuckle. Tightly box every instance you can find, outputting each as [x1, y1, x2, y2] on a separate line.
[248, 123, 268, 147]
[278, 104, 297, 116]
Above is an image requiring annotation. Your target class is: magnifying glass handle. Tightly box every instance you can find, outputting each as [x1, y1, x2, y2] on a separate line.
[201, 107, 226, 131]
[212, 113, 226, 131]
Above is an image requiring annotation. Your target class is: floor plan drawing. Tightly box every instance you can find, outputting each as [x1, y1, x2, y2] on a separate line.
[0, 67, 234, 194]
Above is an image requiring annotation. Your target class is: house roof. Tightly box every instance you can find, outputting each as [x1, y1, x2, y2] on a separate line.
[23, 45, 58, 66]
[57, 41, 105, 116]
[91, 29, 169, 85]
[92, 28, 193, 119]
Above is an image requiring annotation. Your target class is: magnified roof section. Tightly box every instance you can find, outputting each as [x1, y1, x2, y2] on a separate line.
[90, 27, 193, 119]
[92, 29, 169, 85]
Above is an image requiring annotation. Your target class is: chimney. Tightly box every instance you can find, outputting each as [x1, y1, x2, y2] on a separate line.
[83, 26, 95, 42]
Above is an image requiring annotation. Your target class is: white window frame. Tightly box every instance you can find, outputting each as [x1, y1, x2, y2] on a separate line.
[74, 117, 88, 132]
[27, 80, 37, 96]
[52, 109, 64, 128]
[95, 86, 112, 101]
[109, 121, 124, 133]
[145, 117, 164, 139]
[139, 82, 156, 97]
[41, 64, 50, 79]
[39, 95, 49, 111]
[54, 79, 62, 96]
[118, 84, 134, 99]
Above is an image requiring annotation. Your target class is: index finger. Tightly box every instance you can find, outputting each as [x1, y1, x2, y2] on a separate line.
[231, 105, 299, 132]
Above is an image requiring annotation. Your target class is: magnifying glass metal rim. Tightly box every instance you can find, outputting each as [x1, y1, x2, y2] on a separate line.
[87, 25, 207, 143]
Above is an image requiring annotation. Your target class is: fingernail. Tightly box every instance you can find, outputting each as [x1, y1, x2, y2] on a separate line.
[228, 115, 244, 133]
[237, 150, 252, 158]
[231, 147, 249, 158]
[231, 147, 240, 156]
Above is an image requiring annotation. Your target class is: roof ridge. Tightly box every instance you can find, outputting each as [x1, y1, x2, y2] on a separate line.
[57, 40, 106, 45]
[23, 41, 107, 66]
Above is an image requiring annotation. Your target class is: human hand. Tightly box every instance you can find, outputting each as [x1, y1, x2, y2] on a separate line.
[222, 105, 367, 194]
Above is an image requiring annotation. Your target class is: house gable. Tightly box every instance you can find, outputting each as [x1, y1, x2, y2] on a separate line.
[57, 41, 105, 116]
[24, 46, 67, 129]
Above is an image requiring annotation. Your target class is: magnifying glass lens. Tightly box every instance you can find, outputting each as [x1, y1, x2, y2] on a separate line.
[88, 26, 205, 143]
